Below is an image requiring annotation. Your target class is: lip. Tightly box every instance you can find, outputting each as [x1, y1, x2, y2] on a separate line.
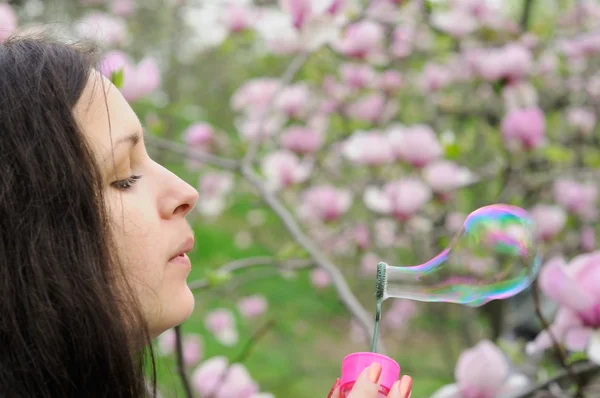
[169, 236, 195, 262]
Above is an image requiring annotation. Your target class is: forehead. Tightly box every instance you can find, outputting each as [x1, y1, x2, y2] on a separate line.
[72, 70, 140, 159]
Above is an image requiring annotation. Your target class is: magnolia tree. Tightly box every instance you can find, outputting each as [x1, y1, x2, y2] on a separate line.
[5, 0, 600, 396]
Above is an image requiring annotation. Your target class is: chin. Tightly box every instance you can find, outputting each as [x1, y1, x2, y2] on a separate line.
[151, 287, 195, 338]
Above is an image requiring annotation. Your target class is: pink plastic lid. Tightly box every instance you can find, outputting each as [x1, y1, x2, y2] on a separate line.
[340, 352, 400, 391]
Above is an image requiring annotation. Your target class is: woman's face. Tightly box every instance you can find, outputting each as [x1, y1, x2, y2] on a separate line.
[74, 71, 199, 338]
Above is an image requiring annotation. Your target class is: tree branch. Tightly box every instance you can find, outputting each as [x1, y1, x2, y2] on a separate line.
[174, 325, 194, 398]
[514, 362, 600, 398]
[188, 256, 313, 290]
[520, 0, 535, 31]
[531, 281, 584, 396]
[144, 134, 239, 171]
[240, 165, 385, 352]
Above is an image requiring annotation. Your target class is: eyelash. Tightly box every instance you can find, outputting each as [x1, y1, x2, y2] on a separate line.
[111, 175, 142, 191]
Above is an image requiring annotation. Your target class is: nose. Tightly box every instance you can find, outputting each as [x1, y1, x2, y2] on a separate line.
[160, 168, 199, 219]
[172, 181, 199, 217]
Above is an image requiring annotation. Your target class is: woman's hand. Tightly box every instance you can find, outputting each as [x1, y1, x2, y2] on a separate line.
[327, 363, 412, 398]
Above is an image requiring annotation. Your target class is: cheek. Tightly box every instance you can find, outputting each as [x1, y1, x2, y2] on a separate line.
[106, 192, 165, 290]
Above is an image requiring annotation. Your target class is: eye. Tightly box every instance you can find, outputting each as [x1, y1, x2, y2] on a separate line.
[111, 175, 142, 191]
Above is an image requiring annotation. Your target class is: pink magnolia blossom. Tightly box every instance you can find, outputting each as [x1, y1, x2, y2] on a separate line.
[500, 107, 546, 151]
[431, 340, 529, 398]
[567, 107, 597, 135]
[422, 160, 475, 193]
[383, 299, 417, 333]
[0, 3, 17, 42]
[340, 63, 376, 90]
[445, 212, 466, 233]
[345, 93, 398, 124]
[376, 70, 403, 93]
[364, 178, 432, 221]
[99, 50, 160, 102]
[260, 150, 312, 191]
[310, 268, 332, 289]
[157, 330, 203, 365]
[231, 78, 281, 116]
[467, 44, 533, 83]
[530, 204, 567, 241]
[553, 179, 598, 218]
[527, 254, 600, 364]
[237, 295, 268, 319]
[581, 227, 596, 252]
[205, 309, 238, 347]
[74, 12, 128, 47]
[298, 185, 353, 222]
[279, 0, 338, 30]
[157, 329, 177, 356]
[216, 363, 259, 398]
[183, 123, 214, 152]
[322, 75, 350, 102]
[191, 356, 229, 396]
[431, 9, 478, 38]
[197, 172, 234, 217]
[280, 125, 323, 154]
[354, 224, 370, 250]
[342, 130, 395, 166]
[275, 83, 311, 119]
[220, 4, 255, 33]
[109, 0, 137, 17]
[334, 20, 385, 60]
[419, 63, 454, 92]
[387, 124, 443, 167]
[360, 252, 379, 276]
[374, 219, 397, 248]
[236, 114, 285, 141]
[181, 334, 203, 365]
[390, 25, 415, 58]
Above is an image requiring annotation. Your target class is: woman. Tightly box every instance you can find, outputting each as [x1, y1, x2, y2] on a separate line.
[0, 34, 412, 398]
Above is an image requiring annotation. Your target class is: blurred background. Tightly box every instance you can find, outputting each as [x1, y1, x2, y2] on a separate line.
[3, 0, 600, 396]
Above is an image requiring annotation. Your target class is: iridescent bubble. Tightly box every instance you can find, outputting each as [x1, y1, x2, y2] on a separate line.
[378, 204, 541, 307]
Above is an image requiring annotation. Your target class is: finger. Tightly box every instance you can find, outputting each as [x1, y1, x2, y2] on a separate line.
[387, 375, 413, 398]
[347, 362, 382, 398]
[327, 378, 341, 398]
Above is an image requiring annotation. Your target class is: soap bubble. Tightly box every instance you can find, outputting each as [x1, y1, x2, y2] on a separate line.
[381, 204, 541, 307]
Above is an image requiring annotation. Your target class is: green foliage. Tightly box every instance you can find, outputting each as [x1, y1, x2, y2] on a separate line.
[110, 68, 124, 89]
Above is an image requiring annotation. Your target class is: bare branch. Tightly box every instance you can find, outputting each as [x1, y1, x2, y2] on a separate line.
[514, 362, 600, 398]
[240, 165, 384, 352]
[188, 257, 313, 290]
[174, 325, 194, 398]
[145, 134, 239, 171]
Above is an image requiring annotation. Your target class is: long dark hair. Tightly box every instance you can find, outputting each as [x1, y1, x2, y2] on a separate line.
[0, 33, 157, 397]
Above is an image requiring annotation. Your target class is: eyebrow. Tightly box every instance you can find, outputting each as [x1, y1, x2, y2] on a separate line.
[114, 132, 141, 148]
[103, 130, 142, 165]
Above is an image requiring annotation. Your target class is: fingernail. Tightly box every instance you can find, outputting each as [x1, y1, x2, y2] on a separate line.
[326, 378, 340, 398]
[397, 375, 412, 398]
[368, 362, 382, 383]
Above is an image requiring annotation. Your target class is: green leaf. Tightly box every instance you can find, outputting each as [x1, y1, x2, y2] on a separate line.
[276, 242, 307, 261]
[583, 147, 600, 167]
[566, 351, 588, 365]
[110, 68, 124, 89]
[543, 144, 574, 164]
[205, 269, 232, 287]
[444, 143, 461, 159]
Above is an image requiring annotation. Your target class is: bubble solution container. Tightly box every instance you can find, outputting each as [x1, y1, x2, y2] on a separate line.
[339, 352, 401, 397]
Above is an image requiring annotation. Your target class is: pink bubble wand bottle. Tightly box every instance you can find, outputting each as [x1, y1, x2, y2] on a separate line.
[337, 262, 400, 398]
[337, 204, 542, 397]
